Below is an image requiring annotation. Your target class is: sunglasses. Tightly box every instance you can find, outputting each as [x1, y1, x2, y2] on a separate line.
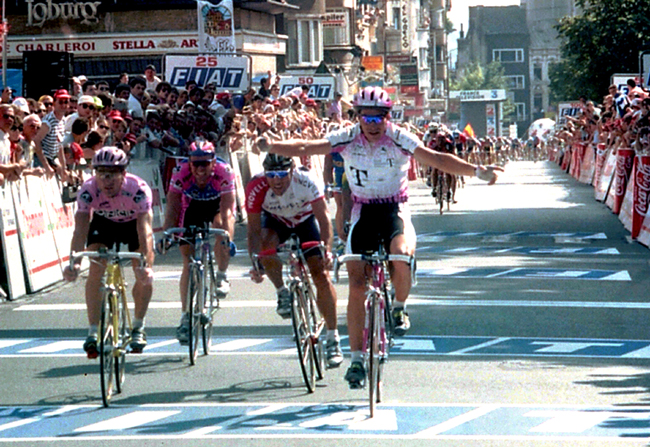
[10, 126, 22, 131]
[191, 160, 212, 168]
[98, 125, 110, 130]
[2, 114, 15, 120]
[43, 102, 53, 107]
[99, 87, 110, 91]
[57, 100, 69, 105]
[81, 103, 95, 110]
[265, 170, 290, 179]
[38, 109, 46, 114]
[95, 170, 124, 179]
[360, 114, 385, 124]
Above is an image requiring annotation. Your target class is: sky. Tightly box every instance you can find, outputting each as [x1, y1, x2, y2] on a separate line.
[447, 0, 521, 52]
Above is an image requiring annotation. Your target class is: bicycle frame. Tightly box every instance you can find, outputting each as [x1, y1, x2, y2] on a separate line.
[165, 225, 230, 364]
[255, 234, 326, 393]
[337, 246, 415, 418]
[70, 248, 144, 407]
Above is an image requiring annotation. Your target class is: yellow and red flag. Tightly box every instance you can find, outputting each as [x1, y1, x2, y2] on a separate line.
[463, 123, 475, 139]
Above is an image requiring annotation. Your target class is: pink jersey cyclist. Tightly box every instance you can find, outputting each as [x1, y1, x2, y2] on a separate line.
[77, 173, 153, 222]
[245, 168, 324, 227]
[326, 121, 420, 204]
[169, 158, 236, 206]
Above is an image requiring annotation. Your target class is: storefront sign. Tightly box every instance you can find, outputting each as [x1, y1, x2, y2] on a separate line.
[278, 75, 336, 100]
[323, 8, 350, 47]
[557, 101, 583, 126]
[7, 32, 200, 58]
[401, 0, 410, 52]
[164, 54, 249, 91]
[362, 56, 384, 72]
[25, 0, 101, 27]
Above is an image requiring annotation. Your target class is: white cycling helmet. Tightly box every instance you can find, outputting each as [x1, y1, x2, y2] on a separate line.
[353, 86, 392, 111]
[92, 146, 129, 168]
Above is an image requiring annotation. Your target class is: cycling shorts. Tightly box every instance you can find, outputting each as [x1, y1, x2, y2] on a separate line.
[180, 197, 221, 246]
[262, 213, 322, 257]
[87, 214, 140, 251]
[348, 202, 415, 255]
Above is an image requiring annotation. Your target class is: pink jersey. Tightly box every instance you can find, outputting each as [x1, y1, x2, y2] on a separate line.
[77, 173, 153, 222]
[326, 121, 421, 203]
[245, 169, 324, 228]
[169, 159, 236, 207]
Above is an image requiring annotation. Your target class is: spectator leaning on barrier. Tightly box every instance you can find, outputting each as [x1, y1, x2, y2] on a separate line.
[33, 89, 69, 178]
[20, 114, 42, 168]
[0, 104, 22, 184]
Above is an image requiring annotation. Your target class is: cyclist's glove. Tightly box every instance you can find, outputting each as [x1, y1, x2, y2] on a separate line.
[229, 241, 237, 257]
[156, 236, 173, 255]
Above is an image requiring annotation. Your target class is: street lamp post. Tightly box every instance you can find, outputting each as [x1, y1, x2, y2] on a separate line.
[1, 0, 7, 87]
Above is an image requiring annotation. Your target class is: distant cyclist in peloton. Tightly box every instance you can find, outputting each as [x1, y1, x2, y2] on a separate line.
[255, 86, 502, 388]
[246, 153, 343, 368]
[63, 147, 155, 358]
[161, 140, 236, 345]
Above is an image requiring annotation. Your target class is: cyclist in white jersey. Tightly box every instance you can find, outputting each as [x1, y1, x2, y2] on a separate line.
[256, 86, 503, 388]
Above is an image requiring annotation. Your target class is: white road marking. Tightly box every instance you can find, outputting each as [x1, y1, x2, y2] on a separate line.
[74, 411, 180, 432]
[20, 341, 81, 353]
[0, 418, 40, 432]
[529, 341, 623, 353]
[524, 410, 650, 433]
[417, 405, 499, 436]
[213, 339, 273, 351]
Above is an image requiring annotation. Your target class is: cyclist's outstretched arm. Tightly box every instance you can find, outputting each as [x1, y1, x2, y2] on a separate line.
[257, 136, 333, 157]
[413, 145, 503, 185]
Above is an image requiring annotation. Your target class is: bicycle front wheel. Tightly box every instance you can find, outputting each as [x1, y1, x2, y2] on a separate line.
[115, 288, 128, 394]
[202, 261, 216, 355]
[367, 292, 382, 417]
[99, 292, 116, 407]
[187, 264, 203, 365]
[291, 284, 317, 393]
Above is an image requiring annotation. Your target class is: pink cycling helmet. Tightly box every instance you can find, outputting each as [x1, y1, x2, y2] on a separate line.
[353, 86, 392, 111]
[92, 146, 129, 168]
[189, 140, 215, 157]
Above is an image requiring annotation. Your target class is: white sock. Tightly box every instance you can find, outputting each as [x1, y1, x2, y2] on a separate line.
[326, 329, 339, 342]
[350, 351, 364, 364]
[88, 325, 98, 337]
[393, 300, 406, 311]
[133, 318, 145, 330]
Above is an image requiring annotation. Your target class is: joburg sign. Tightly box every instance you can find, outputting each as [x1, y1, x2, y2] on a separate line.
[25, 0, 101, 27]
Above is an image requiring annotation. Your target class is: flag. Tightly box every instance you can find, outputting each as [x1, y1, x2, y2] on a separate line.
[197, 0, 236, 53]
[463, 123, 475, 139]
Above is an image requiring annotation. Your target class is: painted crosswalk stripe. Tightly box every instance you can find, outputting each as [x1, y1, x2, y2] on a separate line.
[417, 406, 500, 436]
[0, 418, 40, 432]
[74, 411, 180, 432]
[417, 246, 620, 255]
[213, 339, 273, 351]
[0, 339, 31, 349]
[20, 341, 81, 353]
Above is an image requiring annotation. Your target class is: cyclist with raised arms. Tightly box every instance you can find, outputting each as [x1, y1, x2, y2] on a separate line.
[256, 86, 502, 388]
[161, 140, 236, 345]
[246, 153, 343, 368]
[63, 147, 155, 358]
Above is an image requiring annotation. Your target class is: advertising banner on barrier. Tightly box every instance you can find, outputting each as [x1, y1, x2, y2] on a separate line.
[12, 177, 64, 292]
[596, 149, 618, 202]
[0, 184, 26, 299]
[606, 149, 634, 214]
[128, 161, 166, 234]
[578, 144, 596, 184]
[41, 177, 76, 272]
[618, 161, 636, 233]
[593, 144, 607, 187]
[164, 54, 250, 92]
[277, 75, 336, 101]
[632, 155, 650, 239]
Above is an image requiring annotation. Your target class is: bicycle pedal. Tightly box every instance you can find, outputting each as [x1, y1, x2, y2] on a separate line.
[200, 314, 211, 325]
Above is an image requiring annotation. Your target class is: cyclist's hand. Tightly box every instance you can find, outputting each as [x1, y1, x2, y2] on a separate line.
[249, 267, 264, 284]
[135, 266, 154, 286]
[255, 135, 271, 153]
[324, 251, 334, 270]
[475, 165, 504, 185]
[63, 264, 80, 282]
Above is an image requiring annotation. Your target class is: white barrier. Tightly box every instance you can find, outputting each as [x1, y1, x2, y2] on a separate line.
[0, 183, 26, 299]
[127, 160, 166, 234]
[595, 149, 617, 202]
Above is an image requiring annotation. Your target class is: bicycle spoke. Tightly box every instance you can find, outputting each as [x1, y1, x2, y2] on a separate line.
[99, 293, 115, 407]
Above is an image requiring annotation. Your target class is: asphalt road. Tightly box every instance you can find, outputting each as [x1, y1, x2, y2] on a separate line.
[2, 160, 650, 446]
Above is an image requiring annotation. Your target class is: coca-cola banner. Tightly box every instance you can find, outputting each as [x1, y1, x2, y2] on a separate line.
[593, 144, 607, 187]
[596, 149, 617, 202]
[618, 161, 636, 233]
[578, 144, 595, 184]
[632, 156, 650, 238]
[606, 148, 634, 214]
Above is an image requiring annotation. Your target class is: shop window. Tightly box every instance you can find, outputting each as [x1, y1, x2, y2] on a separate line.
[287, 18, 323, 67]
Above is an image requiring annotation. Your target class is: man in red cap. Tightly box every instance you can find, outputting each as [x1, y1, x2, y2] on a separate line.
[209, 91, 232, 119]
[33, 89, 70, 177]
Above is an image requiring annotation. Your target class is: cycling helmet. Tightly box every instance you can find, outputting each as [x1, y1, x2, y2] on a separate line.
[263, 153, 293, 171]
[92, 146, 129, 168]
[353, 86, 392, 111]
[189, 140, 215, 157]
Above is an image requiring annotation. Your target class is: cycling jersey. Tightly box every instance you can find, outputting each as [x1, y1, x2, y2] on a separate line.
[169, 158, 236, 207]
[326, 122, 421, 204]
[77, 173, 152, 223]
[245, 168, 324, 228]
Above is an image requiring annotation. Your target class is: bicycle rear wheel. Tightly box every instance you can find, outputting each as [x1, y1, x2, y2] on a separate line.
[436, 175, 444, 215]
[187, 264, 203, 365]
[202, 261, 217, 355]
[290, 284, 317, 393]
[367, 292, 382, 417]
[306, 286, 325, 381]
[99, 292, 116, 407]
[115, 289, 128, 394]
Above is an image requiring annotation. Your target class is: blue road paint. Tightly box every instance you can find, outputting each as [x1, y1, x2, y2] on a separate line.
[3, 336, 650, 359]
[416, 246, 619, 255]
[418, 231, 607, 240]
[416, 267, 631, 281]
[1, 403, 650, 440]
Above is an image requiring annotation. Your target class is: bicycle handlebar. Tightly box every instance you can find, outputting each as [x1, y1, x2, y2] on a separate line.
[70, 250, 145, 267]
[165, 227, 230, 239]
[334, 253, 416, 285]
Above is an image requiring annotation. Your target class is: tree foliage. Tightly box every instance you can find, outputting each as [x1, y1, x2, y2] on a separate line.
[550, 0, 650, 102]
[451, 61, 507, 90]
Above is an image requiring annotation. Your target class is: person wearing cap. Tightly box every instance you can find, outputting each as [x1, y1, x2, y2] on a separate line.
[144, 64, 161, 91]
[64, 147, 155, 357]
[160, 140, 236, 345]
[246, 153, 344, 368]
[33, 89, 70, 177]
[209, 92, 231, 119]
[12, 98, 31, 119]
[63, 95, 96, 134]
